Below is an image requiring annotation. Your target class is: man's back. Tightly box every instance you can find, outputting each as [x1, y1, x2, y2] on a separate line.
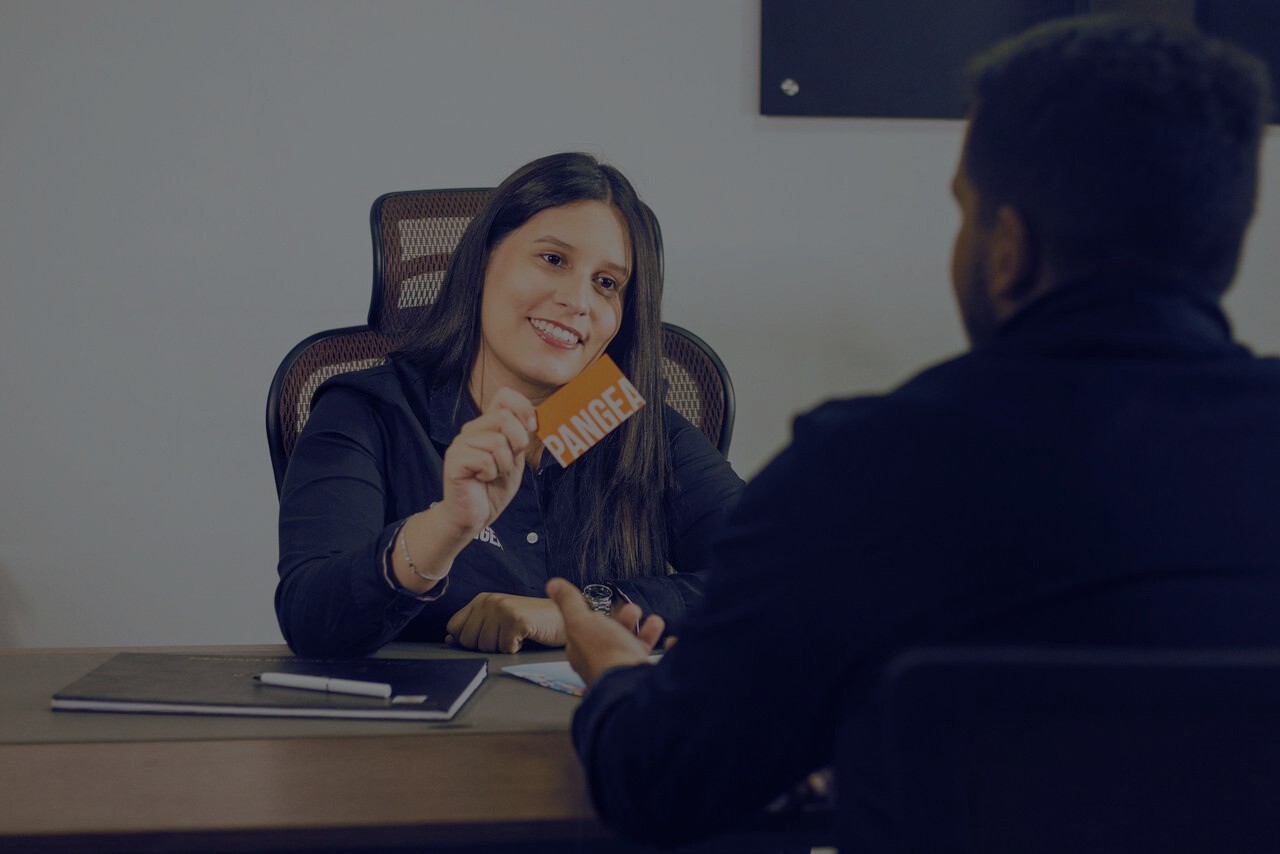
[569, 275, 1280, 846]
[815, 275, 1280, 649]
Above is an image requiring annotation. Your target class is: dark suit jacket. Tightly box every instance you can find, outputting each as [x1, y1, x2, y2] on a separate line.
[571, 274, 1280, 847]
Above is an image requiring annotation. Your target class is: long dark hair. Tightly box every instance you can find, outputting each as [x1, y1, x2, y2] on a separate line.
[402, 152, 672, 583]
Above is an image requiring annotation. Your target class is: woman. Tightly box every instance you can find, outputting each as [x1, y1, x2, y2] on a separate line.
[275, 152, 743, 657]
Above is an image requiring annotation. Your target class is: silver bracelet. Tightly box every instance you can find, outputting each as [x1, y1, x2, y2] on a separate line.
[400, 520, 448, 583]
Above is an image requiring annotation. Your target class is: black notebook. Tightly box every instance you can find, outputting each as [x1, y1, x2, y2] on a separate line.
[51, 653, 487, 721]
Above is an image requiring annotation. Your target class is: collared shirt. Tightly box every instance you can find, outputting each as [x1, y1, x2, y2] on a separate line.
[276, 353, 744, 657]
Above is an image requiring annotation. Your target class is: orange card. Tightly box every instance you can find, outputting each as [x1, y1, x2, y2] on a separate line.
[536, 354, 646, 467]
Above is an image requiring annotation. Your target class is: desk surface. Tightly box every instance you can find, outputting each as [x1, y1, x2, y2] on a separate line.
[0, 644, 832, 853]
[0, 644, 609, 852]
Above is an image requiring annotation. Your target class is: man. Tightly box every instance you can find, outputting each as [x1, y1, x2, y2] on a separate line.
[547, 14, 1280, 849]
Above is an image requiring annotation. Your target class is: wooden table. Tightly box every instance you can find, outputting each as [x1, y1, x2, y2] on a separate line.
[0, 644, 833, 853]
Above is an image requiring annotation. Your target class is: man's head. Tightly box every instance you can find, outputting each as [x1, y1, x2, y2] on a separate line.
[951, 15, 1271, 344]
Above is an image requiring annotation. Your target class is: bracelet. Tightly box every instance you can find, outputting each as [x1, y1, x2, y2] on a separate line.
[400, 520, 448, 583]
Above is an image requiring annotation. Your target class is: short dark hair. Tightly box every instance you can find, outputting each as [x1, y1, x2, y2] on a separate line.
[963, 15, 1271, 294]
[403, 152, 672, 583]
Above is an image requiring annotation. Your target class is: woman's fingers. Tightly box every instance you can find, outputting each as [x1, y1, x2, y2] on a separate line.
[455, 608, 488, 651]
[491, 620, 519, 654]
[454, 432, 516, 481]
[447, 593, 565, 653]
[450, 395, 535, 485]
[487, 387, 538, 434]
[448, 593, 507, 652]
[445, 600, 475, 640]
[450, 445, 500, 483]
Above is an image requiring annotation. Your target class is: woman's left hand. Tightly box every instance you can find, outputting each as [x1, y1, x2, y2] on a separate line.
[445, 592, 567, 653]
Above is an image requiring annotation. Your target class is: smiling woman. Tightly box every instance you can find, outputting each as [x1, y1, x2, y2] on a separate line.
[274, 153, 744, 658]
[475, 200, 628, 402]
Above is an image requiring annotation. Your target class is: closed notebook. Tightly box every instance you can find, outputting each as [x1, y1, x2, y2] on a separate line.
[51, 653, 487, 721]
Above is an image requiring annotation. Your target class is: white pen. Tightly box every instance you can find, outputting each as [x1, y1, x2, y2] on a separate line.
[255, 672, 393, 699]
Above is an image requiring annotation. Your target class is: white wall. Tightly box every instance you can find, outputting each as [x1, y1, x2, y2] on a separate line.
[2, 0, 1278, 647]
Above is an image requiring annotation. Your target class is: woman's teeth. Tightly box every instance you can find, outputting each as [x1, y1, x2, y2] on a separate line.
[530, 319, 580, 346]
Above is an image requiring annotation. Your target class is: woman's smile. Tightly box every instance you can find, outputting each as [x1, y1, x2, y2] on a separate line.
[529, 317, 583, 349]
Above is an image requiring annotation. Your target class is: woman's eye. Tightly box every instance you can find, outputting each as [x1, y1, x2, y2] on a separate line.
[540, 253, 564, 266]
[596, 276, 618, 290]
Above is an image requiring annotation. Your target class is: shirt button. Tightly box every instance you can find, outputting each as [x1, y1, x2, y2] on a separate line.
[526, 532, 539, 545]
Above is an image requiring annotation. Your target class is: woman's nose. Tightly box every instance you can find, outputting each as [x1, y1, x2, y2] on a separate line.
[555, 274, 592, 313]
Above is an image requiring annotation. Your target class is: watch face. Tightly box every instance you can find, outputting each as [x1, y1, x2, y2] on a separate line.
[583, 584, 613, 614]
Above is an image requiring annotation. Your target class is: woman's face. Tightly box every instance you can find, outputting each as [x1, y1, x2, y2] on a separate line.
[472, 200, 630, 405]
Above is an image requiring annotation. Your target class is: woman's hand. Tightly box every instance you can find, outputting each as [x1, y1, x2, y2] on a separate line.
[445, 593, 567, 653]
[437, 388, 537, 540]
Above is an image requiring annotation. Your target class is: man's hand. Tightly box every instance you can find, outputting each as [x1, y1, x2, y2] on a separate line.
[546, 578, 665, 687]
[445, 593, 566, 653]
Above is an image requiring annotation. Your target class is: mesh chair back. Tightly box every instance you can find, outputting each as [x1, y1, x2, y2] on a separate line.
[269, 329, 393, 484]
[658, 324, 731, 446]
[369, 188, 492, 338]
[267, 188, 734, 495]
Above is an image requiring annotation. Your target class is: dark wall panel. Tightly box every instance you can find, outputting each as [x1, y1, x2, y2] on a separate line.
[760, 0, 1083, 119]
[762, 0, 1277, 121]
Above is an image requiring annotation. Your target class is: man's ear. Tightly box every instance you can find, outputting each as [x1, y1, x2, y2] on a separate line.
[986, 205, 1037, 302]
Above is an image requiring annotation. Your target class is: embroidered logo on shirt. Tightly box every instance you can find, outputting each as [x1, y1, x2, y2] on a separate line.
[429, 502, 503, 550]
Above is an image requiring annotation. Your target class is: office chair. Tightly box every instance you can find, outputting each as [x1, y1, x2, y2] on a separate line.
[850, 645, 1280, 854]
[266, 188, 735, 496]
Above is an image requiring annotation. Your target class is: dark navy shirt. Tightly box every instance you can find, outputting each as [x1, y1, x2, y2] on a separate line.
[571, 277, 1280, 848]
[275, 353, 744, 657]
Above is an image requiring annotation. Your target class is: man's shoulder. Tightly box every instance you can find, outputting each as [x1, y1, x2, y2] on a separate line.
[795, 353, 978, 439]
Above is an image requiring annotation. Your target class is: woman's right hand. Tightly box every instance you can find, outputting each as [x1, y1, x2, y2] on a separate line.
[437, 387, 538, 539]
